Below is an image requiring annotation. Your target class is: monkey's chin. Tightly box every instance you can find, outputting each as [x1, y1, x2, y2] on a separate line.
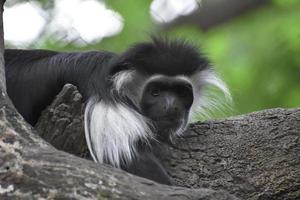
[155, 120, 183, 142]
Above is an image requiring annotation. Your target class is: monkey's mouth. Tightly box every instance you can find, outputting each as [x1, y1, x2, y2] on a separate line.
[152, 119, 185, 142]
[153, 119, 182, 128]
[152, 115, 183, 122]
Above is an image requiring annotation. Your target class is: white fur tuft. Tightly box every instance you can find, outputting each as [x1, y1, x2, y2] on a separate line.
[112, 70, 136, 93]
[84, 98, 153, 167]
[199, 69, 231, 99]
[173, 118, 188, 137]
[190, 68, 232, 121]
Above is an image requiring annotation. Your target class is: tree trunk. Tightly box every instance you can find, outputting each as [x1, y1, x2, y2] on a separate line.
[0, 0, 6, 92]
[35, 84, 300, 200]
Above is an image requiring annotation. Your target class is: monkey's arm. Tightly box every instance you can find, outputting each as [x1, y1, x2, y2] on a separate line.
[123, 151, 172, 185]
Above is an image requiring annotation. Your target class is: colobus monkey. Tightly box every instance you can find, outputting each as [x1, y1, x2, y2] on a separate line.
[5, 37, 230, 185]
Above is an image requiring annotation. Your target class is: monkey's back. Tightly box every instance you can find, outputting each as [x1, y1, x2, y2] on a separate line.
[4, 49, 115, 125]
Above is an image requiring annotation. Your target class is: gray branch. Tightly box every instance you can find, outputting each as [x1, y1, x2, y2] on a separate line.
[0, 84, 238, 200]
[0, 0, 6, 92]
[34, 84, 299, 200]
[163, 0, 268, 31]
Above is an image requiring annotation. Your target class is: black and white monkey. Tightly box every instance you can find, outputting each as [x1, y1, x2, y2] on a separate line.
[5, 37, 230, 185]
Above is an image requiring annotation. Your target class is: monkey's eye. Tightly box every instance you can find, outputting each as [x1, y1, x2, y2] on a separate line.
[177, 84, 192, 97]
[179, 90, 189, 97]
[151, 88, 160, 97]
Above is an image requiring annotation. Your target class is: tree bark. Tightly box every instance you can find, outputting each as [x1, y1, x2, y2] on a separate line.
[36, 84, 300, 200]
[1, 87, 238, 199]
[0, 0, 6, 92]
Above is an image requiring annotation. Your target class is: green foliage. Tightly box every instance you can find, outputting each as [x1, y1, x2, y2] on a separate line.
[204, 4, 300, 114]
[39, 0, 154, 52]
[10, 0, 300, 118]
[166, 3, 300, 116]
[88, 0, 154, 52]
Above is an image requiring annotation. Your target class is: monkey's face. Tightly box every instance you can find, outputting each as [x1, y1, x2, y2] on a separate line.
[141, 77, 193, 141]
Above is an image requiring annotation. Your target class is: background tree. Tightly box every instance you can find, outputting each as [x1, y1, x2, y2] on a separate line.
[0, 0, 5, 92]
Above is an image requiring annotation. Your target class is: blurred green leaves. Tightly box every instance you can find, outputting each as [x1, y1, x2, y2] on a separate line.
[44, 0, 300, 117]
[98, 0, 154, 52]
[5, 0, 300, 118]
[162, 2, 300, 116]
[202, 3, 300, 114]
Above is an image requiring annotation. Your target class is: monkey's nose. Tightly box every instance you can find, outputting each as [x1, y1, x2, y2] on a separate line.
[163, 105, 181, 118]
[163, 96, 175, 110]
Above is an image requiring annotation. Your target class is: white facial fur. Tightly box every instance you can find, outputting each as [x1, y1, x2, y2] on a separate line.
[84, 68, 230, 167]
[189, 69, 232, 120]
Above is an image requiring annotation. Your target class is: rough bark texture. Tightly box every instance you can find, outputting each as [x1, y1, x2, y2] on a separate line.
[0, 0, 6, 93]
[156, 109, 300, 200]
[35, 86, 88, 159]
[36, 84, 300, 200]
[0, 84, 238, 200]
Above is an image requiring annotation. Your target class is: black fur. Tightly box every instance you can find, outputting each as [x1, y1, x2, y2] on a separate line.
[5, 49, 115, 124]
[123, 149, 172, 185]
[5, 37, 208, 185]
[5, 38, 208, 125]
[111, 37, 209, 76]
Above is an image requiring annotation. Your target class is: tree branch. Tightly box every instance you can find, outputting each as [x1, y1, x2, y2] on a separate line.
[163, 0, 268, 31]
[0, 0, 6, 92]
[1, 84, 238, 199]
[36, 84, 300, 200]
